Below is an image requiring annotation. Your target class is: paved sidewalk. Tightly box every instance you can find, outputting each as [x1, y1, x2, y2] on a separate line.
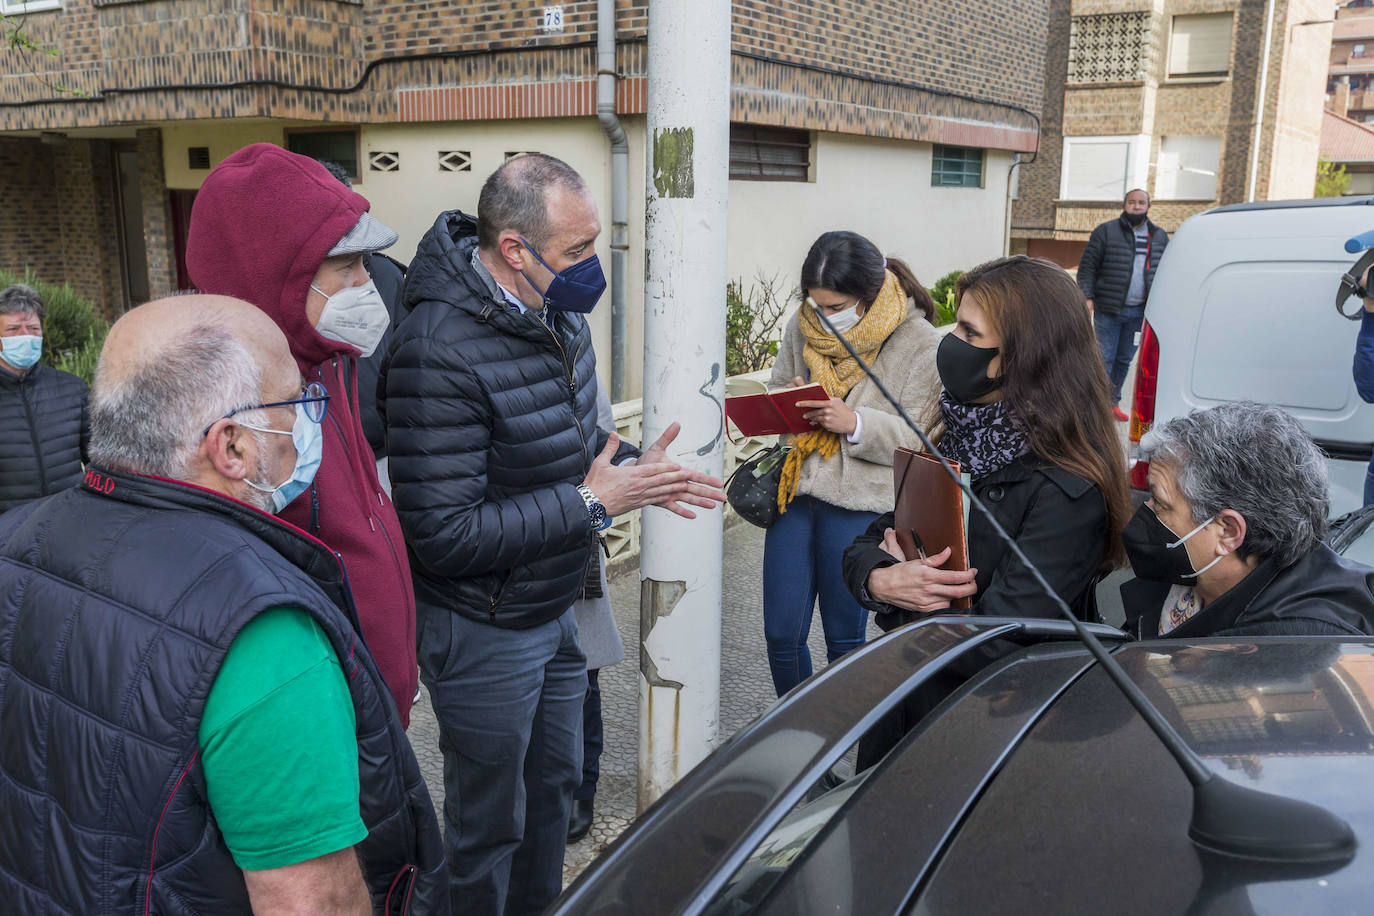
[405, 520, 869, 888]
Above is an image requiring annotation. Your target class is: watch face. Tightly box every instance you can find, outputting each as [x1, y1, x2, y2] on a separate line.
[590, 504, 607, 525]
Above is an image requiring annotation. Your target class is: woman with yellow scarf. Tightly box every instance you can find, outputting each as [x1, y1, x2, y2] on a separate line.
[762, 231, 944, 697]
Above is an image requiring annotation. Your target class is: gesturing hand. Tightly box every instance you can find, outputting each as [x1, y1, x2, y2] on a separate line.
[866, 531, 978, 613]
[582, 424, 726, 520]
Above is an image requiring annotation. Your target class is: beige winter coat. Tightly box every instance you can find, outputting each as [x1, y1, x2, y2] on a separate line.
[769, 303, 943, 514]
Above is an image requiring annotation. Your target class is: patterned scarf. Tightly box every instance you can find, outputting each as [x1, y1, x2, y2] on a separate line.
[937, 391, 1030, 480]
[778, 270, 910, 512]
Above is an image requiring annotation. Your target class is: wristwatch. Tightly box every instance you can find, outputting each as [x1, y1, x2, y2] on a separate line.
[577, 484, 612, 531]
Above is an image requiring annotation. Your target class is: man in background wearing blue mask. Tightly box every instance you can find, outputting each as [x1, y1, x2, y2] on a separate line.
[0, 283, 89, 515]
[186, 144, 420, 730]
[0, 295, 445, 913]
[383, 153, 726, 914]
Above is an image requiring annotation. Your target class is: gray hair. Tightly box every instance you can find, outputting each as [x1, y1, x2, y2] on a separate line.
[1140, 402, 1328, 565]
[0, 284, 44, 322]
[89, 324, 264, 479]
[477, 153, 587, 252]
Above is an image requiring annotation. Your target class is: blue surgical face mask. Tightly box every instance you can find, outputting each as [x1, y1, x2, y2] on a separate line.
[1, 334, 42, 371]
[519, 238, 607, 314]
[242, 404, 324, 514]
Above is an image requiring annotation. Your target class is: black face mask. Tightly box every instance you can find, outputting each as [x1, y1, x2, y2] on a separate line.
[936, 332, 1002, 405]
[1122, 503, 1219, 586]
[1123, 210, 1148, 227]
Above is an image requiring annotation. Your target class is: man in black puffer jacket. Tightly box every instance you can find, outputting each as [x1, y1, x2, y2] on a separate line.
[0, 284, 89, 513]
[1077, 189, 1169, 419]
[382, 153, 724, 915]
[0, 295, 446, 914]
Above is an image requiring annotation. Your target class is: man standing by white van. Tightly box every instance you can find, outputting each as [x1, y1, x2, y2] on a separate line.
[1077, 189, 1169, 421]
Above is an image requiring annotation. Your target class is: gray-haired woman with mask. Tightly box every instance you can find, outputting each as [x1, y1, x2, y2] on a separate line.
[1121, 401, 1374, 638]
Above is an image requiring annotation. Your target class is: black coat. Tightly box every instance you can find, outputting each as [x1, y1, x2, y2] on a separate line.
[0, 363, 89, 513]
[381, 210, 636, 629]
[0, 467, 446, 914]
[1121, 543, 1374, 639]
[1076, 215, 1169, 315]
[357, 251, 407, 459]
[843, 456, 1109, 624]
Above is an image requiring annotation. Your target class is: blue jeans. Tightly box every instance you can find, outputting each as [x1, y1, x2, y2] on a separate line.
[762, 494, 878, 697]
[1094, 305, 1145, 403]
[418, 601, 585, 916]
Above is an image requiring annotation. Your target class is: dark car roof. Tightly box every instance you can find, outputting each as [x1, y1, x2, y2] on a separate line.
[555, 622, 1374, 915]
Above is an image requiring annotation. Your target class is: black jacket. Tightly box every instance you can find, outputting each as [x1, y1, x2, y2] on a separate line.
[1121, 543, 1374, 639]
[357, 251, 407, 459]
[0, 363, 89, 513]
[1076, 215, 1169, 315]
[382, 210, 636, 629]
[0, 467, 446, 915]
[844, 456, 1109, 624]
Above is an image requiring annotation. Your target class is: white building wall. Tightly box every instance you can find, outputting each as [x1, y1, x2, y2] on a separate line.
[728, 132, 1013, 303]
[163, 119, 1015, 399]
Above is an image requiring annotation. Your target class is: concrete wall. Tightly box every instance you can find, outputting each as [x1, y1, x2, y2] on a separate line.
[151, 119, 1014, 398]
[726, 131, 1014, 306]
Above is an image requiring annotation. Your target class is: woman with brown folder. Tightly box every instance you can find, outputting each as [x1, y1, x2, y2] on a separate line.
[843, 255, 1131, 624]
[762, 231, 944, 697]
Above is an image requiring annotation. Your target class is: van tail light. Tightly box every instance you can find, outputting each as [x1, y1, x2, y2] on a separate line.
[1128, 319, 1159, 490]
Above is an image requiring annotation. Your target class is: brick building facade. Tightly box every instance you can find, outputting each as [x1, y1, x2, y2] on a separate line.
[1325, 1, 1374, 123]
[1011, 0, 1331, 268]
[2, 1, 1048, 391]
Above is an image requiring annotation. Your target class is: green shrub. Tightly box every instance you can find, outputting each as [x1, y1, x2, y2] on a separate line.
[927, 269, 963, 326]
[726, 273, 790, 376]
[0, 269, 108, 385]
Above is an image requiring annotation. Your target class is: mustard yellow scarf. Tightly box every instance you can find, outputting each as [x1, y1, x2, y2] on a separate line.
[778, 270, 909, 511]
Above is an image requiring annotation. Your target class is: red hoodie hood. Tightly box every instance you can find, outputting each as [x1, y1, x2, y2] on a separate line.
[186, 143, 370, 371]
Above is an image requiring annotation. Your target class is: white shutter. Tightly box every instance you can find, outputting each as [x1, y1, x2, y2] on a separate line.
[1063, 139, 1130, 201]
[1169, 14, 1233, 77]
[1156, 135, 1222, 200]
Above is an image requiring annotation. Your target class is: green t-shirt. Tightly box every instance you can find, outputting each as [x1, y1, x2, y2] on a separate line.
[198, 606, 367, 871]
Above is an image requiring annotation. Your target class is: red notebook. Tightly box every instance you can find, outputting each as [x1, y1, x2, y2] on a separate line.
[893, 447, 972, 610]
[725, 384, 831, 436]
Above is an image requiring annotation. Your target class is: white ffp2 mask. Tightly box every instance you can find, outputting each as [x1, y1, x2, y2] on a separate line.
[312, 279, 390, 357]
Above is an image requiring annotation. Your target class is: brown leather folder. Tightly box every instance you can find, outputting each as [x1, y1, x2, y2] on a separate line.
[892, 447, 971, 610]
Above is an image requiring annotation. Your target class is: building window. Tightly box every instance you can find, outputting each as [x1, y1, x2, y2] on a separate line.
[931, 145, 984, 188]
[1, 0, 61, 10]
[285, 128, 360, 181]
[1358, 44, 1369, 58]
[1167, 13, 1233, 78]
[1061, 135, 1150, 201]
[1155, 135, 1222, 200]
[729, 125, 811, 182]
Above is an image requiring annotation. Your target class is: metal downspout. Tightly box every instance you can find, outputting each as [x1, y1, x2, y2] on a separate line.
[598, 0, 630, 400]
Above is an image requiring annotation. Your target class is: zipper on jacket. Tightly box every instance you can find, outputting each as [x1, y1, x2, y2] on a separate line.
[540, 318, 591, 469]
[489, 570, 515, 623]
[19, 374, 49, 495]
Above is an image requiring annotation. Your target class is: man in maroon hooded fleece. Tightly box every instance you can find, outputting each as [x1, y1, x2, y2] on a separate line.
[185, 143, 418, 727]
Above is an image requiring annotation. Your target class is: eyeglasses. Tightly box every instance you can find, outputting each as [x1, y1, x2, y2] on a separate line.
[202, 382, 329, 436]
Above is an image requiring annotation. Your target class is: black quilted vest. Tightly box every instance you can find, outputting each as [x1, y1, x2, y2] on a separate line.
[0, 363, 88, 514]
[0, 467, 447, 915]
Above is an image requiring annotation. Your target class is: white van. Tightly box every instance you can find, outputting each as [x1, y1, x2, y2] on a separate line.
[1130, 197, 1374, 516]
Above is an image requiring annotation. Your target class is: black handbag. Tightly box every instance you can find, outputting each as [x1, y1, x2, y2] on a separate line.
[726, 444, 789, 529]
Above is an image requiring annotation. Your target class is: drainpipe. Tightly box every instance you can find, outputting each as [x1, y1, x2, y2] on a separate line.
[1004, 153, 1022, 257]
[1247, 0, 1278, 202]
[598, 0, 630, 401]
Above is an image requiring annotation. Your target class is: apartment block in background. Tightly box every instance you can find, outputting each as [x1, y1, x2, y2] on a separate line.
[1012, 0, 1332, 268]
[1327, 1, 1374, 122]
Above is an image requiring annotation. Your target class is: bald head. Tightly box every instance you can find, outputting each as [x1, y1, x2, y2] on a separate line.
[89, 295, 300, 490]
[101, 295, 292, 392]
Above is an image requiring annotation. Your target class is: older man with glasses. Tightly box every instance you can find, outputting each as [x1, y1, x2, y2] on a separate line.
[0, 295, 445, 913]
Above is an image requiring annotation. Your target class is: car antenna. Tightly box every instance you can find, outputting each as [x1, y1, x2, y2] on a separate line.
[810, 301, 1355, 864]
